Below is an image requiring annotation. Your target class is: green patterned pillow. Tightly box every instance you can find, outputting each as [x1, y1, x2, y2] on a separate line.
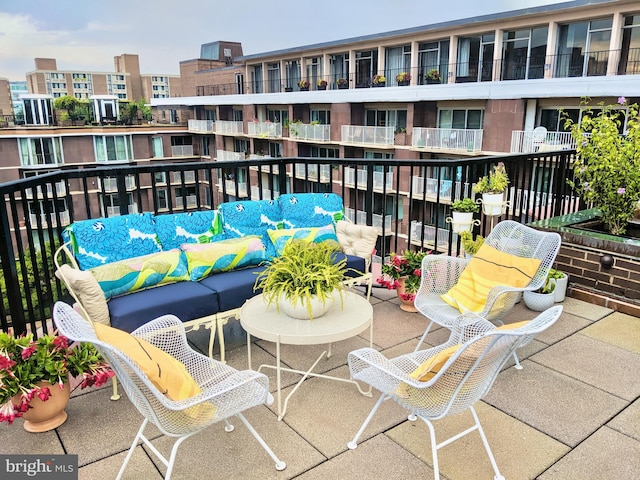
[181, 236, 267, 281]
[267, 224, 339, 257]
[91, 249, 189, 299]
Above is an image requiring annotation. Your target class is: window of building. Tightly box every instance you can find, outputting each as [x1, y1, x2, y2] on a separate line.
[267, 63, 281, 93]
[234, 138, 249, 154]
[457, 33, 494, 82]
[555, 18, 612, 77]
[385, 45, 411, 85]
[305, 57, 322, 87]
[310, 110, 331, 124]
[252, 64, 263, 94]
[170, 136, 192, 147]
[155, 189, 168, 210]
[267, 109, 289, 124]
[329, 53, 349, 85]
[355, 50, 378, 88]
[232, 109, 243, 122]
[619, 15, 640, 75]
[102, 192, 135, 216]
[28, 198, 67, 224]
[18, 137, 64, 166]
[437, 109, 484, 129]
[501, 27, 548, 80]
[285, 60, 301, 90]
[418, 40, 450, 85]
[94, 135, 134, 162]
[365, 109, 407, 129]
[310, 146, 338, 158]
[152, 137, 163, 158]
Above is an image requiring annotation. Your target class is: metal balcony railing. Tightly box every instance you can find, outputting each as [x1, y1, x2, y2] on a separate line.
[216, 150, 245, 161]
[294, 164, 330, 182]
[344, 167, 394, 191]
[214, 121, 244, 135]
[25, 181, 66, 199]
[413, 128, 484, 152]
[171, 145, 194, 157]
[341, 126, 394, 146]
[175, 195, 197, 209]
[510, 131, 577, 153]
[247, 121, 282, 138]
[187, 119, 214, 133]
[289, 123, 331, 142]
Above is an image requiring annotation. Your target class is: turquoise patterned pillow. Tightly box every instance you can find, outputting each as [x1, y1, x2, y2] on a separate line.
[91, 249, 189, 299]
[267, 224, 339, 256]
[279, 193, 344, 228]
[155, 211, 222, 250]
[63, 213, 161, 270]
[181, 236, 267, 281]
[219, 200, 282, 260]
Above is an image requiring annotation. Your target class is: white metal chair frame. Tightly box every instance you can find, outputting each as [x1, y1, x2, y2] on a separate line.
[347, 305, 563, 480]
[413, 220, 561, 359]
[52, 302, 286, 480]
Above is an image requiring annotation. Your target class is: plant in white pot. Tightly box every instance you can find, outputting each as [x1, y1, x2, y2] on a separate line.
[473, 163, 509, 216]
[254, 239, 351, 320]
[450, 198, 479, 233]
[523, 274, 555, 311]
[548, 268, 568, 302]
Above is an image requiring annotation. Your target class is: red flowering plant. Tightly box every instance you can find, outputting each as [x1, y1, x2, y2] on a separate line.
[0, 331, 114, 424]
[377, 249, 430, 302]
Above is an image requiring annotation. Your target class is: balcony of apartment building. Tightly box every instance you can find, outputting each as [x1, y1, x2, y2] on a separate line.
[294, 163, 331, 183]
[216, 150, 245, 161]
[214, 120, 244, 136]
[344, 207, 393, 235]
[410, 175, 469, 204]
[341, 125, 394, 147]
[412, 127, 484, 154]
[24, 180, 66, 200]
[98, 176, 136, 193]
[188, 119, 215, 134]
[409, 219, 456, 254]
[510, 129, 577, 154]
[289, 123, 331, 142]
[344, 166, 394, 192]
[105, 203, 139, 217]
[247, 121, 282, 139]
[249, 155, 280, 174]
[250, 185, 279, 201]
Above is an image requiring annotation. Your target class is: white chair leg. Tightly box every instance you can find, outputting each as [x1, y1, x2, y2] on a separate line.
[236, 413, 286, 471]
[116, 419, 148, 480]
[423, 417, 441, 480]
[513, 351, 523, 370]
[469, 406, 504, 480]
[347, 393, 386, 449]
[414, 320, 434, 352]
[110, 376, 120, 400]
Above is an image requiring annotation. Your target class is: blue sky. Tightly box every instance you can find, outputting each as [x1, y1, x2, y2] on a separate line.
[0, 0, 562, 81]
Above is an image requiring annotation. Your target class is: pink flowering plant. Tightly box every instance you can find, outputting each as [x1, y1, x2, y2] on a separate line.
[0, 331, 114, 424]
[377, 249, 430, 302]
[565, 97, 640, 235]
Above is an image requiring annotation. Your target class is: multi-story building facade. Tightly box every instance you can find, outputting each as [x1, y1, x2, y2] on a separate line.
[25, 54, 181, 102]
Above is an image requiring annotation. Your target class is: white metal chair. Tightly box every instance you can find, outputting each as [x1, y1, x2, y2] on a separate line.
[52, 302, 286, 480]
[347, 305, 563, 480]
[413, 220, 561, 358]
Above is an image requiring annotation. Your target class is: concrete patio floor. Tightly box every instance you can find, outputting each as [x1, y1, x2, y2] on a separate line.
[2, 287, 639, 480]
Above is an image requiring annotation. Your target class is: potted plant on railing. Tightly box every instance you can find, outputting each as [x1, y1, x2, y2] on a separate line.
[472, 162, 509, 216]
[317, 79, 328, 91]
[396, 72, 411, 86]
[298, 79, 310, 91]
[378, 249, 430, 312]
[0, 331, 114, 431]
[450, 198, 479, 233]
[336, 78, 349, 89]
[426, 69, 441, 84]
[254, 240, 351, 320]
[372, 75, 386, 87]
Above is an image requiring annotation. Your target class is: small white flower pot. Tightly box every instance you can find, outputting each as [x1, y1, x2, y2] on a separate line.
[451, 211, 474, 233]
[523, 290, 555, 312]
[482, 193, 505, 216]
[551, 273, 568, 303]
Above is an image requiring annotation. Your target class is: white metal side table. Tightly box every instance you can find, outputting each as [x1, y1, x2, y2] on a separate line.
[240, 291, 373, 420]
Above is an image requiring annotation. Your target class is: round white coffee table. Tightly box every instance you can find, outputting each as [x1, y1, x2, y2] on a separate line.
[240, 291, 373, 420]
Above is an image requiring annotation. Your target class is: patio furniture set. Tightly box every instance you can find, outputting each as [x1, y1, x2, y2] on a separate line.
[53, 194, 563, 480]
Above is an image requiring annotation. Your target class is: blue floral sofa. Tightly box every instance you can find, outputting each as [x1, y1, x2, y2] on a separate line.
[54, 193, 379, 362]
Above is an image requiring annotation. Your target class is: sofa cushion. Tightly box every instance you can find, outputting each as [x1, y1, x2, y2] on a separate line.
[199, 265, 268, 313]
[108, 282, 220, 332]
[219, 199, 282, 260]
[155, 211, 223, 250]
[182, 236, 267, 281]
[91, 249, 189, 300]
[267, 224, 339, 256]
[279, 193, 345, 228]
[63, 213, 161, 270]
[55, 264, 111, 325]
[335, 220, 378, 269]
[335, 253, 366, 278]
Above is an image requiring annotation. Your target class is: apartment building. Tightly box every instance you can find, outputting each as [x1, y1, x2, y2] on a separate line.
[25, 54, 181, 102]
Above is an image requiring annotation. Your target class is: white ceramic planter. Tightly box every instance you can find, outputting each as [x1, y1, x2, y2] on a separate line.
[278, 294, 335, 320]
[482, 193, 505, 216]
[451, 211, 474, 233]
[551, 273, 568, 303]
[523, 290, 555, 312]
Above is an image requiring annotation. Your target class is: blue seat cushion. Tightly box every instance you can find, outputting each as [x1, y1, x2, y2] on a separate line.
[336, 253, 366, 278]
[199, 265, 268, 312]
[107, 281, 220, 332]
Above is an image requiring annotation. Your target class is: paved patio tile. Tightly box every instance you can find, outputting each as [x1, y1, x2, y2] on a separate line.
[538, 426, 640, 480]
[295, 433, 434, 480]
[608, 398, 640, 442]
[560, 297, 613, 321]
[79, 449, 162, 480]
[531, 333, 640, 401]
[365, 300, 432, 350]
[483, 361, 627, 447]
[0, 421, 65, 455]
[386, 401, 569, 480]
[580, 311, 640, 354]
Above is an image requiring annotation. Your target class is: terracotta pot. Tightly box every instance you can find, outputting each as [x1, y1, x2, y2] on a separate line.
[396, 277, 418, 313]
[18, 381, 71, 432]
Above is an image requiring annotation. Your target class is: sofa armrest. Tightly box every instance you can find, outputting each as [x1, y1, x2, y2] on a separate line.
[335, 220, 378, 270]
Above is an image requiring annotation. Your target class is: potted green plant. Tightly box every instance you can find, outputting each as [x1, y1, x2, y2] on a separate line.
[298, 79, 310, 91]
[395, 72, 411, 86]
[336, 78, 348, 89]
[426, 69, 441, 84]
[523, 273, 556, 311]
[317, 79, 328, 90]
[450, 198, 480, 233]
[548, 267, 568, 302]
[377, 249, 430, 312]
[472, 163, 510, 215]
[372, 75, 386, 87]
[459, 231, 484, 257]
[0, 331, 114, 431]
[254, 239, 350, 319]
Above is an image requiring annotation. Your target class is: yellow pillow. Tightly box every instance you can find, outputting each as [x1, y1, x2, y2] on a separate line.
[94, 323, 201, 401]
[496, 320, 531, 331]
[441, 244, 541, 313]
[396, 345, 460, 398]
